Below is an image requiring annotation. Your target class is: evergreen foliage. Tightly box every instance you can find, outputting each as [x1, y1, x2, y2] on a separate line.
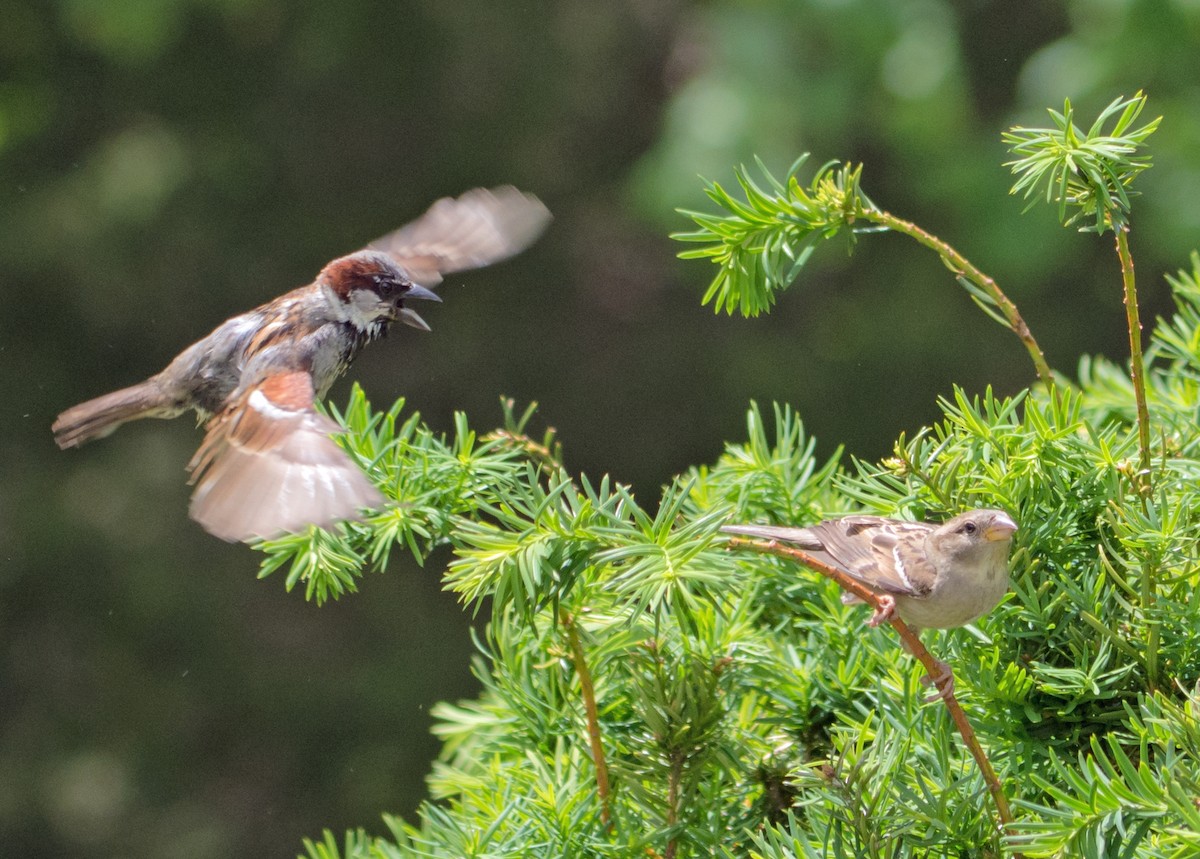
[283, 95, 1200, 857]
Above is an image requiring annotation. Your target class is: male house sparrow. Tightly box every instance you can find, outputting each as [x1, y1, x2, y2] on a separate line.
[53, 186, 550, 542]
[721, 509, 1018, 631]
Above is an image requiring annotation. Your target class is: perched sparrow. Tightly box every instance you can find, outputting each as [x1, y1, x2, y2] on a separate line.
[722, 509, 1018, 630]
[722, 509, 1018, 696]
[54, 186, 551, 542]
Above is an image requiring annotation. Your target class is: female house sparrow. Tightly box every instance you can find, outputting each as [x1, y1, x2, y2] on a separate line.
[721, 509, 1018, 631]
[722, 510, 1017, 697]
[53, 186, 551, 542]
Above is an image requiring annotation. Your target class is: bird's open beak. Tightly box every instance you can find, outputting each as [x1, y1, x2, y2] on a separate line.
[397, 308, 431, 331]
[984, 512, 1019, 542]
[397, 284, 442, 331]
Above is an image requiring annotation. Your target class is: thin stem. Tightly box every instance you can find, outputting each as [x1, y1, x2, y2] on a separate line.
[866, 209, 1054, 388]
[892, 432, 955, 511]
[664, 752, 683, 859]
[726, 536, 1020, 850]
[1114, 226, 1160, 690]
[561, 611, 612, 824]
[1114, 226, 1153, 491]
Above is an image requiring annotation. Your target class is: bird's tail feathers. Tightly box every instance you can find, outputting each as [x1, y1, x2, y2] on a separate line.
[720, 523, 821, 548]
[53, 381, 176, 449]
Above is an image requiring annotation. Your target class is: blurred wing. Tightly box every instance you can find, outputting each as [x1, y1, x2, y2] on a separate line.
[187, 371, 383, 542]
[366, 186, 551, 286]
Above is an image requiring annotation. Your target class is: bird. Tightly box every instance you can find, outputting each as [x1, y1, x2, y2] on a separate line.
[53, 186, 551, 542]
[721, 509, 1018, 697]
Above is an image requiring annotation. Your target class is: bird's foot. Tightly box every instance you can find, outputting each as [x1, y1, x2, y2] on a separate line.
[866, 595, 897, 628]
[920, 659, 955, 703]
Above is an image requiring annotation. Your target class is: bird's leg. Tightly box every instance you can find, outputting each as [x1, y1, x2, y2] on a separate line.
[866, 594, 897, 627]
[920, 659, 955, 703]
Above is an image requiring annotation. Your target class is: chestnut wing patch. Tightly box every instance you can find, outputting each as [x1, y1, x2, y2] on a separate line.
[188, 371, 383, 542]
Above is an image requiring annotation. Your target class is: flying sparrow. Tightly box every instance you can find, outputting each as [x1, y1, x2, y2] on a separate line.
[53, 186, 551, 542]
[722, 509, 1018, 695]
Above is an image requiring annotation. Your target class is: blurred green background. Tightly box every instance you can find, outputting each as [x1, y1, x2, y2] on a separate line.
[4, 0, 1200, 855]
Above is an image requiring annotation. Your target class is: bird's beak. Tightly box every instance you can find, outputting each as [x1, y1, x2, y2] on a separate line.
[406, 284, 442, 303]
[397, 284, 441, 331]
[984, 512, 1019, 542]
[397, 308, 431, 331]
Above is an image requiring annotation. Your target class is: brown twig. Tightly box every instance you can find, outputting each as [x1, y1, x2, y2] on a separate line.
[561, 610, 612, 824]
[726, 536, 1019, 848]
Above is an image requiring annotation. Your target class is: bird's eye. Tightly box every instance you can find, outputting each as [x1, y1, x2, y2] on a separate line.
[962, 522, 978, 535]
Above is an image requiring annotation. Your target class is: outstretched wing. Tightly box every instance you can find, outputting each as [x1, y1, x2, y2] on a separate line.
[367, 186, 551, 287]
[187, 371, 383, 542]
